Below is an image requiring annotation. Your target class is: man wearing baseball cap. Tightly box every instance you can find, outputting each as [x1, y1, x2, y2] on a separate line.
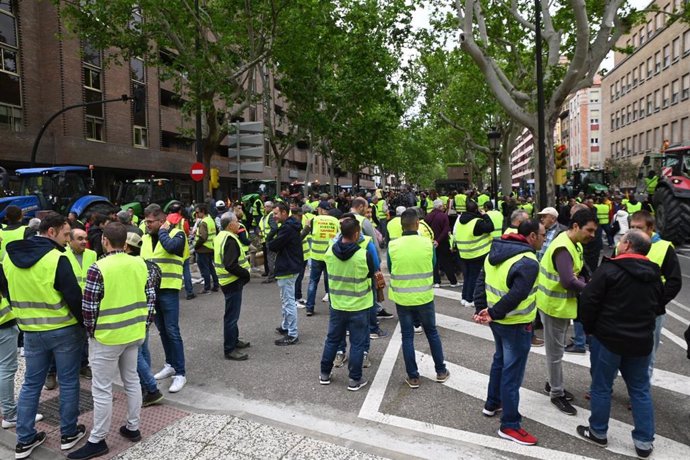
[536, 208, 567, 261]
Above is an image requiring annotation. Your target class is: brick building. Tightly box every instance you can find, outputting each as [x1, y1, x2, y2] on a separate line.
[601, 0, 690, 165]
[563, 76, 603, 169]
[0, 1, 372, 204]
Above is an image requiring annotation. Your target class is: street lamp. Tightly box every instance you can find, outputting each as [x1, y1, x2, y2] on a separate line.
[487, 127, 501, 207]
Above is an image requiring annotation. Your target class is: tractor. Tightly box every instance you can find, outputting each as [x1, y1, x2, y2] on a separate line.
[570, 169, 610, 196]
[0, 166, 114, 220]
[637, 143, 690, 245]
[116, 178, 181, 218]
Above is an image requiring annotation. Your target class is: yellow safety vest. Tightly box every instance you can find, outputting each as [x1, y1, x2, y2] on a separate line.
[520, 203, 534, 217]
[484, 252, 538, 325]
[173, 217, 190, 259]
[487, 210, 503, 239]
[93, 253, 148, 345]
[310, 215, 340, 261]
[214, 230, 250, 286]
[131, 214, 139, 225]
[253, 199, 265, 217]
[503, 227, 518, 235]
[536, 232, 583, 319]
[454, 194, 467, 213]
[645, 176, 658, 194]
[594, 204, 610, 224]
[0, 295, 14, 326]
[387, 217, 403, 241]
[373, 201, 387, 220]
[202, 215, 216, 250]
[477, 194, 490, 208]
[4, 248, 78, 332]
[439, 196, 449, 207]
[325, 245, 371, 312]
[454, 218, 491, 259]
[418, 220, 435, 241]
[0, 225, 26, 260]
[237, 222, 251, 255]
[647, 238, 672, 284]
[301, 215, 312, 259]
[65, 247, 97, 291]
[141, 228, 185, 290]
[259, 214, 272, 243]
[627, 201, 642, 214]
[388, 235, 434, 306]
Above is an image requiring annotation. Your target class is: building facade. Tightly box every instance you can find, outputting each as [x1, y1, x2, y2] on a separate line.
[601, 0, 690, 166]
[564, 77, 603, 169]
[0, 1, 371, 204]
[510, 128, 535, 191]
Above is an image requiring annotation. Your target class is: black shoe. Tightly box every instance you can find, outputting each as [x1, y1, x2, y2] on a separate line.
[186, 293, 197, 300]
[544, 382, 574, 401]
[635, 446, 653, 459]
[80, 366, 92, 379]
[482, 403, 502, 417]
[306, 310, 314, 317]
[142, 390, 164, 407]
[275, 335, 299, 346]
[202, 289, 212, 295]
[225, 350, 249, 361]
[551, 396, 577, 415]
[576, 425, 607, 447]
[66, 440, 109, 460]
[275, 327, 288, 335]
[377, 308, 394, 319]
[261, 273, 269, 277]
[211, 286, 220, 292]
[16, 432, 46, 460]
[61, 424, 87, 450]
[119, 426, 142, 442]
[564, 344, 587, 354]
[261, 279, 274, 284]
[235, 339, 251, 349]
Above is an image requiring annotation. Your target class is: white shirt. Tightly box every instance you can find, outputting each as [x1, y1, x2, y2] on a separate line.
[614, 210, 629, 235]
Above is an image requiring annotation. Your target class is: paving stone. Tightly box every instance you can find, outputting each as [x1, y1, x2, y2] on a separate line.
[194, 444, 256, 460]
[230, 424, 304, 460]
[208, 417, 263, 450]
[154, 413, 232, 443]
[283, 438, 359, 460]
[112, 435, 206, 460]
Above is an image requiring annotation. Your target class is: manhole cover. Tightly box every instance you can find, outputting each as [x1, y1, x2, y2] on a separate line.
[39, 388, 94, 426]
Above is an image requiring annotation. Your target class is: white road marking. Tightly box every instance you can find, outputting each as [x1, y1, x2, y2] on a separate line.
[416, 351, 690, 459]
[666, 309, 690, 326]
[670, 299, 690, 315]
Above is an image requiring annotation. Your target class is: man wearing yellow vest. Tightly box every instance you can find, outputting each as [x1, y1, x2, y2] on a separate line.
[231, 203, 253, 270]
[4, 212, 86, 458]
[214, 212, 251, 361]
[484, 202, 504, 239]
[453, 200, 495, 306]
[166, 204, 194, 301]
[319, 218, 376, 391]
[259, 201, 278, 282]
[67, 223, 155, 459]
[291, 205, 310, 306]
[503, 209, 529, 235]
[629, 211, 682, 378]
[0, 205, 30, 260]
[371, 196, 388, 246]
[473, 219, 545, 446]
[594, 197, 613, 248]
[537, 209, 597, 416]
[454, 187, 468, 214]
[141, 204, 188, 393]
[193, 204, 220, 294]
[304, 202, 339, 315]
[388, 209, 449, 389]
[386, 206, 405, 243]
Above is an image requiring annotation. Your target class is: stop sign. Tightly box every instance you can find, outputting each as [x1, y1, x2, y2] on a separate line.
[190, 162, 205, 182]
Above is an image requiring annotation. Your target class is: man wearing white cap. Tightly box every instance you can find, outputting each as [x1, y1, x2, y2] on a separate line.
[536, 207, 567, 261]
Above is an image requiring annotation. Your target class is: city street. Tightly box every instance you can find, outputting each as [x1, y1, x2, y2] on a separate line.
[144, 248, 690, 460]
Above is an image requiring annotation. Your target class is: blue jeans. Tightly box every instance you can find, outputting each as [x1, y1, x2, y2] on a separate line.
[295, 261, 307, 300]
[337, 286, 375, 353]
[589, 337, 654, 451]
[183, 259, 194, 296]
[461, 257, 484, 303]
[396, 302, 447, 379]
[320, 307, 369, 381]
[154, 289, 186, 376]
[137, 331, 157, 394]
[277, 275, 298, 337]
[223, 288, 243, 354]
[0, 325, 19, 420]
[17, 325, 84, 443]
[306, 260, 329, 312]
[486, 322, 532, 430]
[196, 252, 219, 291]
[649, 314, 665, 379]
[573, 320, 587, 349]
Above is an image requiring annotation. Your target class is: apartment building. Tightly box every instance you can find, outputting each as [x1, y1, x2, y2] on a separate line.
[563, 77, 603, 169]
[0, 1, 370, 202]
[601, 0, 690, 165]
[510, 128, 535, 191]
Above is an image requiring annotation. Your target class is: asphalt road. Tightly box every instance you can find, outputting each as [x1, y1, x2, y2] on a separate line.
[146, 249, 690, 460]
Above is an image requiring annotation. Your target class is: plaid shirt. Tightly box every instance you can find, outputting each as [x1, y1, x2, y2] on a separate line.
[82, 251, 159, 337]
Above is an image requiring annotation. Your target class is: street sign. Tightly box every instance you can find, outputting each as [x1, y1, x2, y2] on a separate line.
[190, 162, 205, 182]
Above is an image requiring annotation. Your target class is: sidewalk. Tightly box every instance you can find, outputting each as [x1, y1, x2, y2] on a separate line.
[1, 357, 389, 460]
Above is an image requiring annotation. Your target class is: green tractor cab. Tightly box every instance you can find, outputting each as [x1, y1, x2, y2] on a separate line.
[117, 178, 181, 217]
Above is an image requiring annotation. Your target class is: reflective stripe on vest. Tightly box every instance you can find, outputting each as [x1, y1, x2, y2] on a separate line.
[0, 296, 14, 326]
[594, 204, 610, 224]
[310, 215, 339, 261]
[65, 248, 97, 291]
[94, 253, 149, 345]
[202, 215, 216, 250]
[141, 228, 185, 290]
[214, 231, 250, 286]
[484, 252, 538, 325]
[454, 218, 491, 259]
[3, 248, 77, 331]
[325, 245, 371, 312]
[387, 217, 402, 240]
[0, 226, 27, 260]
[477, 194, 490, 208]
[454, 194, 467, 213]
[647, 238, 672, 284]
[418, 221, 434, 241]
[388, 235, 434, 306]
[487, 210, 503, 239]
[536, 231, 583, 319]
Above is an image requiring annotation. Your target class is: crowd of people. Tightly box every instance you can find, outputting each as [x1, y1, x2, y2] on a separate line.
[0, 182, 689, 459]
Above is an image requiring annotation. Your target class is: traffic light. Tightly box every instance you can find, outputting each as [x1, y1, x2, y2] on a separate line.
[555, 144, 568, 169]
[554, 168, 567, 185]
[210, 167, 220, 189]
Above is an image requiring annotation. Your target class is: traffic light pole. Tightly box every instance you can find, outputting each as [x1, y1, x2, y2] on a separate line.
[535, 0, 548, 208]
[30, 95, 132, 167]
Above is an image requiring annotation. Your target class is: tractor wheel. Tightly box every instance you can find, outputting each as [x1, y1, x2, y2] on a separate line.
[653, 187, 690, 245]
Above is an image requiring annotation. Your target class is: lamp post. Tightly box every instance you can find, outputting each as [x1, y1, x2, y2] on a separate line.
[487, 127, 501, 207]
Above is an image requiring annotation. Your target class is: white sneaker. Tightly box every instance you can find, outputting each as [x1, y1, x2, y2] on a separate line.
[154, 364, 175, 380]
[460, 299, 468, 307]
[168, 375, 187, 393]
[2, 413, 43, 429]
[414, 326, 423, 335]
[18, 347, 24, 357]
[322, 293, 329, 302]
[449, 283, 459, 288]
[433, 283, 440, 288]
[466, 302, 475, 308]
[296, 299, 306, 309]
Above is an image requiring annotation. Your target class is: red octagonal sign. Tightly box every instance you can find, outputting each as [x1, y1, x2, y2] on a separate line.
[190, 162, 205, 182]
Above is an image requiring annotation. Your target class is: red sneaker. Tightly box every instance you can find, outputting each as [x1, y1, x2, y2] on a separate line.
[498, 427, 538, 446]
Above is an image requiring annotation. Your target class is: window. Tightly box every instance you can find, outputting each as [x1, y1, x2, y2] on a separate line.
[640, 27, 646, 45]
[589, 89, 599, 103]
[673, 37, 681, 61]
[632, 67, 639, 86]
[654, 89, 661, 111]
[610, 114, 616, 130]
[86, 117, 103, 141]
[672, 79, 680, 104]
[682, 74, 690, 100]
[615, 80, 620, 98]
[655, 13, 664, 30]
[647, 57, 654, 78]
[130, 57, 145, 84]
[684, 30, 690, 55]
[647, 94, 654, 114]
[626, 73, 631, 91]
[0, 1, 21, 131]
[633, 135, 638, 153]
[662, 84, 670, 108]
[133, 125, 148, 147]
[82, 42, 104, 141]
[654, 51, 661, 73]
[682, 118, 689, 143]
[627, 105, 631, 124]
[130, 56, 147, 148]
[632, 101, 638, 121]
[647, 21, 654, 39]
[609, 84, 615, 102]
[646, 130, 653, 150]
[590, 117, 599, 124]
[671, 120, 679, 143]
[633, 33, 638, 47]
[663, 45, 671, 68]
[591, 137, 599, 145]
[639, 63, 645, 83]
[639, 97, 645, 118]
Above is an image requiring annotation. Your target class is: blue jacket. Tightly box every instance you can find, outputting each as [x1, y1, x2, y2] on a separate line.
[474, 234, 539, 320]
[267, 216, 304, 277]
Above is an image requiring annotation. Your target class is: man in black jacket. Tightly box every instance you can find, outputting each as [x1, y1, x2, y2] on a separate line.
[267, 202, 303, 346]
[576, 229, 663, 459]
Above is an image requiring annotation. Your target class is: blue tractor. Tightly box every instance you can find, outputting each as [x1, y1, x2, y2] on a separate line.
[0, 166, 114, 221]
